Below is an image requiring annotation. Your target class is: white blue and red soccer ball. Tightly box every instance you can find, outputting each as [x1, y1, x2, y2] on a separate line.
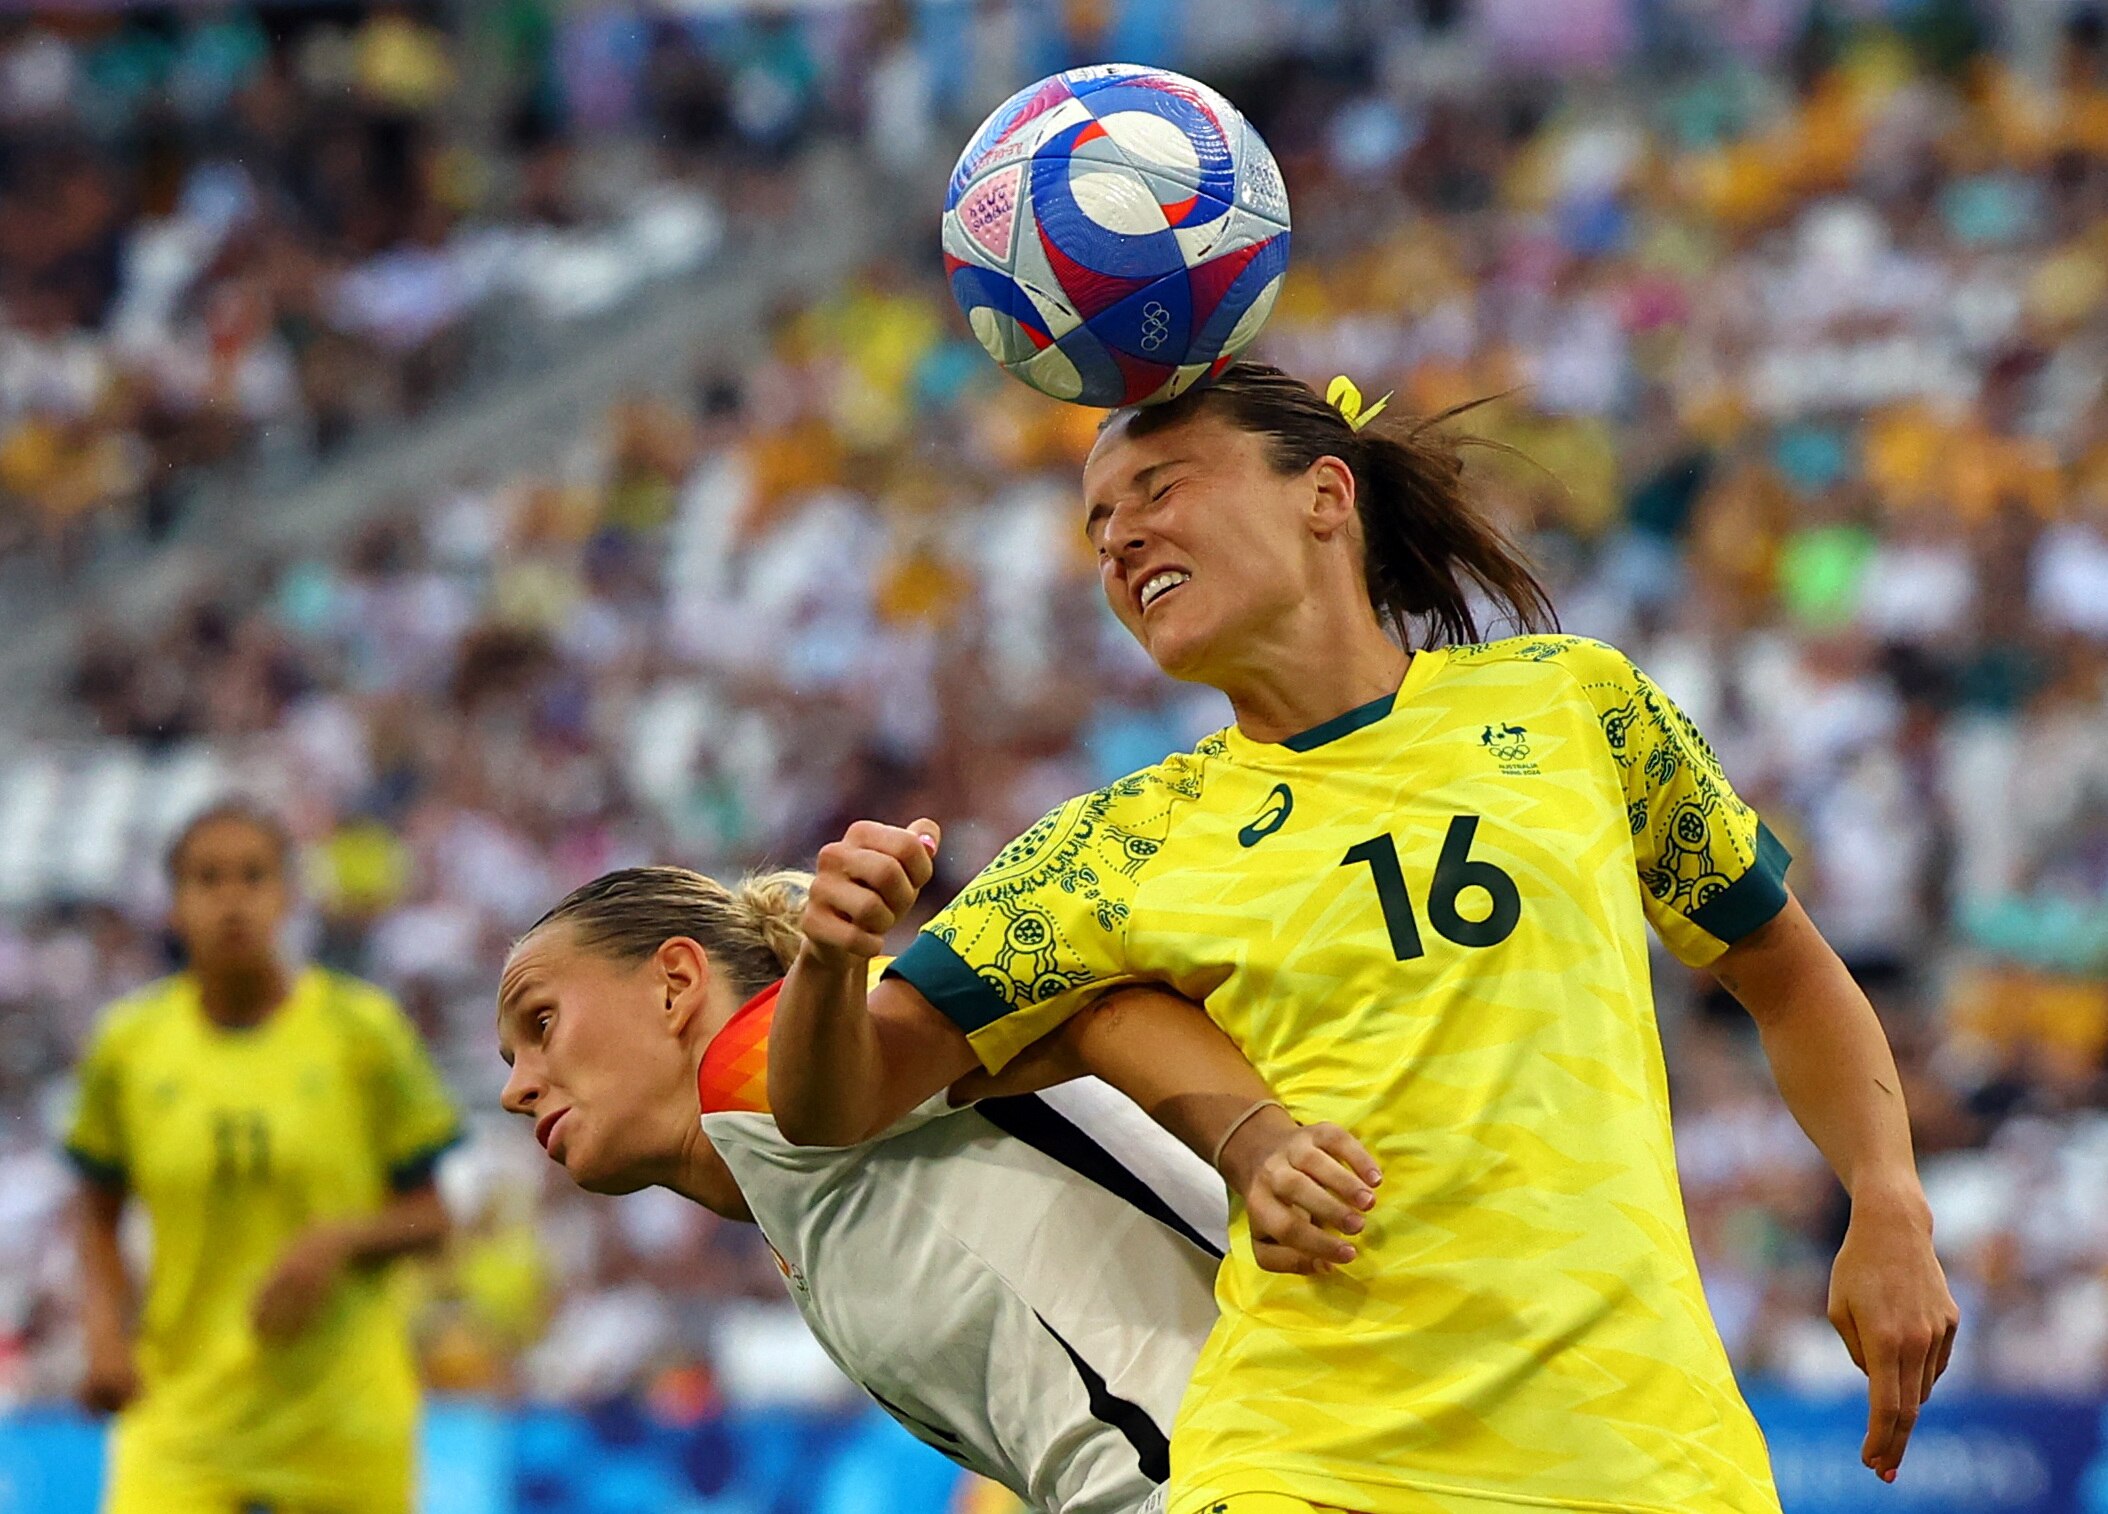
[943, 64, 1292, 409]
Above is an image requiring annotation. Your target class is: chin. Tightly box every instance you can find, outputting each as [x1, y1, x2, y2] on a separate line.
[569, 1143, 651, 1196]
[1140, 630, 1219, 685]
[574, 1163, 651, 1197]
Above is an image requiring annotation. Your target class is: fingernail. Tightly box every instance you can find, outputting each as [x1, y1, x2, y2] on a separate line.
[1366, 1169, 1384, 1186]
[1336, 1244, 1357, 1263]
[1882, 1470, 1897, 1484]
[919, 835, 937, 852]
[1355, 1189, 1375, 1209]
[1342, 1216, 1363, 1234]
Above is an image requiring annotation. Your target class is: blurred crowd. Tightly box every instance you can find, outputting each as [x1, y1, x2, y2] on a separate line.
[3, 0, 2108, 1430]
[0, 0, 940, 573]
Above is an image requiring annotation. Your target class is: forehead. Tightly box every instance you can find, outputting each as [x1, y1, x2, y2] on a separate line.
[1087, 408, 1197, 484]
[175, 816, 283, 873]
[497, 929, 565, 1015]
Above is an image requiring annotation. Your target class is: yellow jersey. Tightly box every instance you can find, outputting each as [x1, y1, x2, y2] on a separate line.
[65, 966, 461, 1504]
[889, 636, 1788, 1514]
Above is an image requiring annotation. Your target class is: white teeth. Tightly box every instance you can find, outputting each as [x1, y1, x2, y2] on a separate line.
[1139, 570, 1190, 610]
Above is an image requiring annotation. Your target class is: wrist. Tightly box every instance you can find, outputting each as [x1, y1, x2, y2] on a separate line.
[1216, 1103, 1298, 1196]
[794, 938, 863, 978]
[1848, 1172, 1932, 1228]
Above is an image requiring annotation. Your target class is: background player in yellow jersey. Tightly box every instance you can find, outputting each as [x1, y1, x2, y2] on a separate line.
[66, 801, 462, 1514]
[765, 363, 1963, 1514]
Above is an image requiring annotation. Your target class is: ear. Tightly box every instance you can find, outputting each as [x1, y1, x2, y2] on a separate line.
[653, 936, 714, 1037]
[1307, 454, 1357, 539]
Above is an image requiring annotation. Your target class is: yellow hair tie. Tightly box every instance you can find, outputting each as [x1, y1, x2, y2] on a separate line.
[1326, 374, 1392, 432]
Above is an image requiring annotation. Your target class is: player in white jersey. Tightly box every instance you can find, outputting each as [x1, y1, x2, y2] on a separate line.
[494, 862, 1327, 1514]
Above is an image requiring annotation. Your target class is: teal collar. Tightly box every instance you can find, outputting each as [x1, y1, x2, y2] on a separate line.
[1279, 690, 1396, 752]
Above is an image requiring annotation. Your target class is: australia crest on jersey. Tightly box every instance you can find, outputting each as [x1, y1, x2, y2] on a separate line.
[1480, 722, 1540, 775]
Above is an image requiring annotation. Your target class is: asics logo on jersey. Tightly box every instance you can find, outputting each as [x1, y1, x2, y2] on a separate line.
[1238, 783, 1294, 846]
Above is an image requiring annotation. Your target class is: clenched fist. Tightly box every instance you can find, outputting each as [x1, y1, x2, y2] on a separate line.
[800, 819, 942, 965]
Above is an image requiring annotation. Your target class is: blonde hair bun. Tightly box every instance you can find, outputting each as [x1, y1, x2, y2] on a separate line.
[732, 869, 812, 973]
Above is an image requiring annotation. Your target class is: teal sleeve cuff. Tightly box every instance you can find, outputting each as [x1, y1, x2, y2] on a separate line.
[1688, 821, 1792, 946]
[388, 1129, 464, 1193]
[64, 1146, 127, 1192]
[888, 934, 1015, 1035]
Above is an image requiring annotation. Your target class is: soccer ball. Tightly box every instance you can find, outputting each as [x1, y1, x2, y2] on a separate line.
[942, 64, 1291, 409]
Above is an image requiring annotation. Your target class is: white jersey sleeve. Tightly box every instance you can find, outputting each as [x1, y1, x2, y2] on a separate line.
[702, 1079, 1225, 1514]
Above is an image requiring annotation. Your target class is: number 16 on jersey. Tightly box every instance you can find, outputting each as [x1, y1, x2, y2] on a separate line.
[1341, 815, 1520, 961]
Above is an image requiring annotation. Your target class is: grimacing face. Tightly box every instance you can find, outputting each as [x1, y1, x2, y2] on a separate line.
[1082, 408, 1350, 686]
[170, 816, 291, 974]
[497, 925, 705, 1195]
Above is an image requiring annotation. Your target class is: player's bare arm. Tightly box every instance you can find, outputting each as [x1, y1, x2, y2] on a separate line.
[769, 818, 978, 1146]
[1053, 990, 1381, 1272]
[1712, 892, 1960, 1483]
[252, 1183, 451, 1344]
[775, 817, 1380, 1268]
[74, 1183, 138, 1415]
[951, 986, 1384, 1272]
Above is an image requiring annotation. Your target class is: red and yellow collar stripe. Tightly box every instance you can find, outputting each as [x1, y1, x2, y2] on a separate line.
[696, 980, 780, 1116]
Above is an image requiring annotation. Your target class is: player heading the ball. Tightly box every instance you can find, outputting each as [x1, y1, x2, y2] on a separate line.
[768, 362, 1960, 1514]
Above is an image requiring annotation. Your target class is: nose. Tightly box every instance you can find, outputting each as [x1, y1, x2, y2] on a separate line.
[1101, 503, 1150, 570]
[500, 1057, 541, 1117]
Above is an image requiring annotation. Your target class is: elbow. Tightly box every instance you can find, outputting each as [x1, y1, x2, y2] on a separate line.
[771, 1105, 863, 1148]
[765, 1066, 869, 1147]
[396, 1186, 453, 1254]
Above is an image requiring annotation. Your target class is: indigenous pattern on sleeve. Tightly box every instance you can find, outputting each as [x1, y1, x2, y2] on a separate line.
[894, 750, 1208, 1072]
[1456, 636, 1789, 965]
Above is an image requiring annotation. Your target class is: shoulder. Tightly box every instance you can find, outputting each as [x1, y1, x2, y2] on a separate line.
[1444, 633, 1637, 689]
[310, 967, 405, 1020]
[1445, 634, 1657, 722]
[952, 751, 1210, 908]
[307, 969, 418, 1052]
[82, 976, 186, 1060]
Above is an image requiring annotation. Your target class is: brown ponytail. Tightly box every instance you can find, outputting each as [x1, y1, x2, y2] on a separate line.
[1106, 362, 1555, 648]
[525, 865, 812, 1000]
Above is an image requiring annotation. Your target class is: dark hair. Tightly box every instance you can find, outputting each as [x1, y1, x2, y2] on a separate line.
[523, 865, 808, 1002]
[1104, 362, 1556, 648]
[165, 799, 295, 884]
